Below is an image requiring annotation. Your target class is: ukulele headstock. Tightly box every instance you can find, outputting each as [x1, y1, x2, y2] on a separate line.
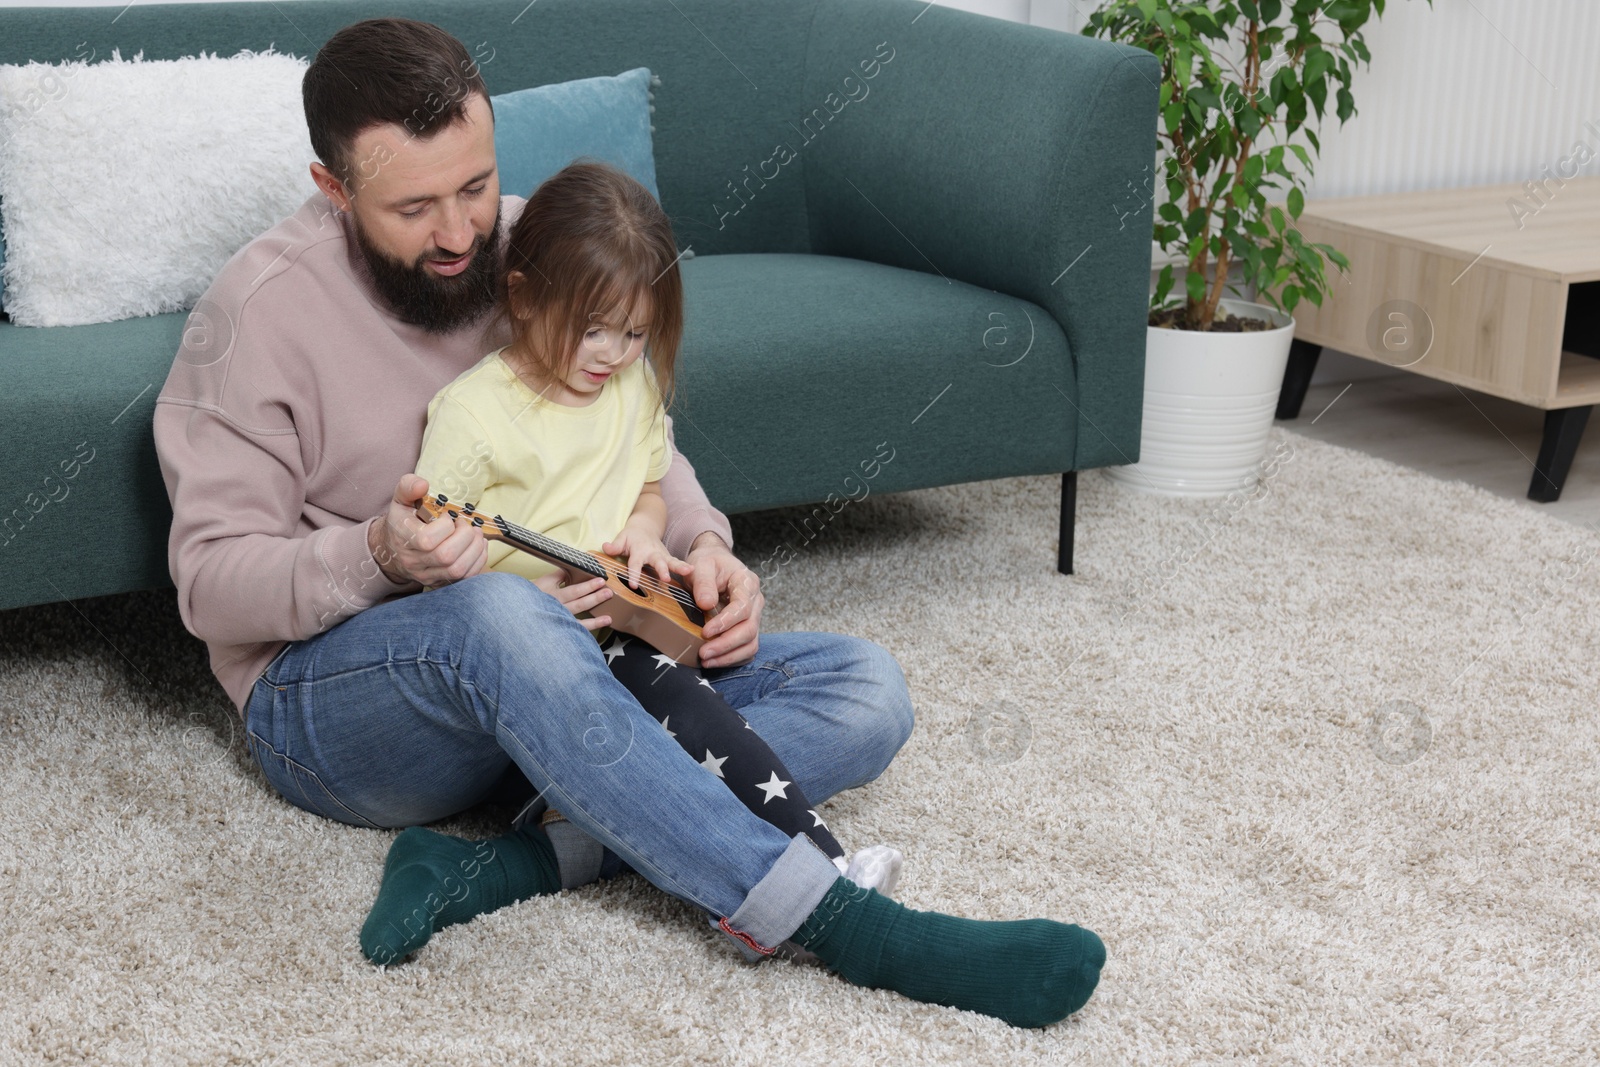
[414, 493, 486, 527]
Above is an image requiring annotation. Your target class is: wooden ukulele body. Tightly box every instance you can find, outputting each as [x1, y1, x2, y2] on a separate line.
[576, 548, 706, 666]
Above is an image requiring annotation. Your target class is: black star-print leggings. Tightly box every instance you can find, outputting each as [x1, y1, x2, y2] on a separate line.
[603, 633, 845, 861]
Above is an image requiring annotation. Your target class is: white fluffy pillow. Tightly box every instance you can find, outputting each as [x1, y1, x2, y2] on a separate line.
[0, 47, 316, 327]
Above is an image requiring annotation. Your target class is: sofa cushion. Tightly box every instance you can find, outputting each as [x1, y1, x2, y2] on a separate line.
[493, 68, 659, 202]
[0, 47, 316, 328]
[670, 253, 1077, 514]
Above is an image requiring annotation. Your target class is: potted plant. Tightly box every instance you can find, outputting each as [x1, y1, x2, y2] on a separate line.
[1083, 0, 1425, 496]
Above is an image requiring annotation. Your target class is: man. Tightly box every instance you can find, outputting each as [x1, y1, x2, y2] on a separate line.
[154, 17, 1102, 1028]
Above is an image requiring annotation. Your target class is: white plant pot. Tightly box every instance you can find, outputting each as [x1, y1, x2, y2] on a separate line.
[1105, 297, 1296, 498]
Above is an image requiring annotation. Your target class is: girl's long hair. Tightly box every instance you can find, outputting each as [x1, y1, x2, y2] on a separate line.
[493, 160, 683, 410]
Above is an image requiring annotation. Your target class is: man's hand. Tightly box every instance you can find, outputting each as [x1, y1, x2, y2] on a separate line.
[369, 473, 489, 587]
[686, 531, 763, 668]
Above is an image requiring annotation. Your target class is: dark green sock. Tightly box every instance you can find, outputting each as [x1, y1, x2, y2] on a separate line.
[360, 824, 561, 965]
[792, 878, 1106, 1028]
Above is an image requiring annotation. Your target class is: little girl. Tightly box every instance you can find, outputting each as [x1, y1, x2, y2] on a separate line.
[413, 160, 901, 895]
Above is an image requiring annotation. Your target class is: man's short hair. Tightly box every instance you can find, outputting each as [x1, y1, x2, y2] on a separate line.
[303, 18, 491, 191]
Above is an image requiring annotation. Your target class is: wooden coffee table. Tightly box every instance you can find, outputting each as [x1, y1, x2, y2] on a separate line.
[1274, 177, 1600, 501]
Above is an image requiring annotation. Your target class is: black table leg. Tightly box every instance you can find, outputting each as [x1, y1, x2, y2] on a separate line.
[1275, 340, 1324, 420]
[1057, 471, 1077, 575]
[1528, 406, 1592, 503]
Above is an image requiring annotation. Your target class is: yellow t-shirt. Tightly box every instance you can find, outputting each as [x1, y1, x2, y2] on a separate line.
[415, 348, 672, 585]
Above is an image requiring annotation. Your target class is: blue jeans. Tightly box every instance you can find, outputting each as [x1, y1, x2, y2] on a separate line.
[243, 571, 913, 955]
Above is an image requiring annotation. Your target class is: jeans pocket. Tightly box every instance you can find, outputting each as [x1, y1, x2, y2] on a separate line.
[246, 730, 383, 829]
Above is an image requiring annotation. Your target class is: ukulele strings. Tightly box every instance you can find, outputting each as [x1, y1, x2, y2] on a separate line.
[489, 511, 697, 606]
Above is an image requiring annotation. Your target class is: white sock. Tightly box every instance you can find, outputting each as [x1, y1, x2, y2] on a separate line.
[843, 844, 903, 898]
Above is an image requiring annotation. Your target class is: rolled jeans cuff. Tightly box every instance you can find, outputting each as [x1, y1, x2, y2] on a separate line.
[716, 834, 841, 962]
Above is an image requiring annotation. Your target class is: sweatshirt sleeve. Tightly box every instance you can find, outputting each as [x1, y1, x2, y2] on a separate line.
[659, 412, 734, 559]
[154, 364, 419, 650]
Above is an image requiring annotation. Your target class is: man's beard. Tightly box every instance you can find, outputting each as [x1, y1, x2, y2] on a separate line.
[349, 202, 503, 334]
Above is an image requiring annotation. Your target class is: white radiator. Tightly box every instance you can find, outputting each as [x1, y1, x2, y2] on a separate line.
[1016, 0, 1600, 200]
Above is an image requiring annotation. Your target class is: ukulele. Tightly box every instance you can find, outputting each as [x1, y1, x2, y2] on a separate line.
[414, 494, 710, 665]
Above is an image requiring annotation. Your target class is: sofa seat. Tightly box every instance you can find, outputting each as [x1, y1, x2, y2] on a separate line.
[676, 253, 1075, 513]
[0, 252, 1076, 609]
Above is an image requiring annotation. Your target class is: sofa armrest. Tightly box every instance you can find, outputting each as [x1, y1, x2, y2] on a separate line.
[799, 0, 1160, 469]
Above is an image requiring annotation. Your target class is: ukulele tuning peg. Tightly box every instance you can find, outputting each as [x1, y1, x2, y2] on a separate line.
[437, 494, 449, 503]
[463, 503, 476, 514]
[472, 517, 484, 526]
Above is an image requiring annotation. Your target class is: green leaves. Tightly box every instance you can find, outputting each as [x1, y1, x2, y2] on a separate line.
[1238, 102, 1263, 140]
[1268, 64, 1296, 108]
[1306, 71, 1328, 117]
[1153, 264, 1177, 307]
[1084, 0, 1426, 327]
[1241, 153, 1265, 186]
[1163, 100, 1185, 134]
[1303, 48, 1334, 86]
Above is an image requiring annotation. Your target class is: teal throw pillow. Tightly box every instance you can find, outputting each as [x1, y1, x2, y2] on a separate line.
[491, 67, 658, 203]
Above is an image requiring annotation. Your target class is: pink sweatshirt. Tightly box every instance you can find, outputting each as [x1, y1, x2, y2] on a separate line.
[154, 191, 733, 717]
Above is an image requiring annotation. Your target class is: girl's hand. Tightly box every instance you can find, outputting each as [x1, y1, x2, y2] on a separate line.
[602, 529, 692, 594]
[532, 570, 614, 632]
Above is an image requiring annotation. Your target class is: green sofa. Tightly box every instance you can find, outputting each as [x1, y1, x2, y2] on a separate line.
[0, 0, 1158, 613]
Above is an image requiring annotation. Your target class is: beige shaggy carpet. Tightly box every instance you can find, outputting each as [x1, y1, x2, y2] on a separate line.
[3, 427, 1598, 1065]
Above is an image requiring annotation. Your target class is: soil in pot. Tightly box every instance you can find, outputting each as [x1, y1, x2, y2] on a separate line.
[1149, 306, 1277, 332]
